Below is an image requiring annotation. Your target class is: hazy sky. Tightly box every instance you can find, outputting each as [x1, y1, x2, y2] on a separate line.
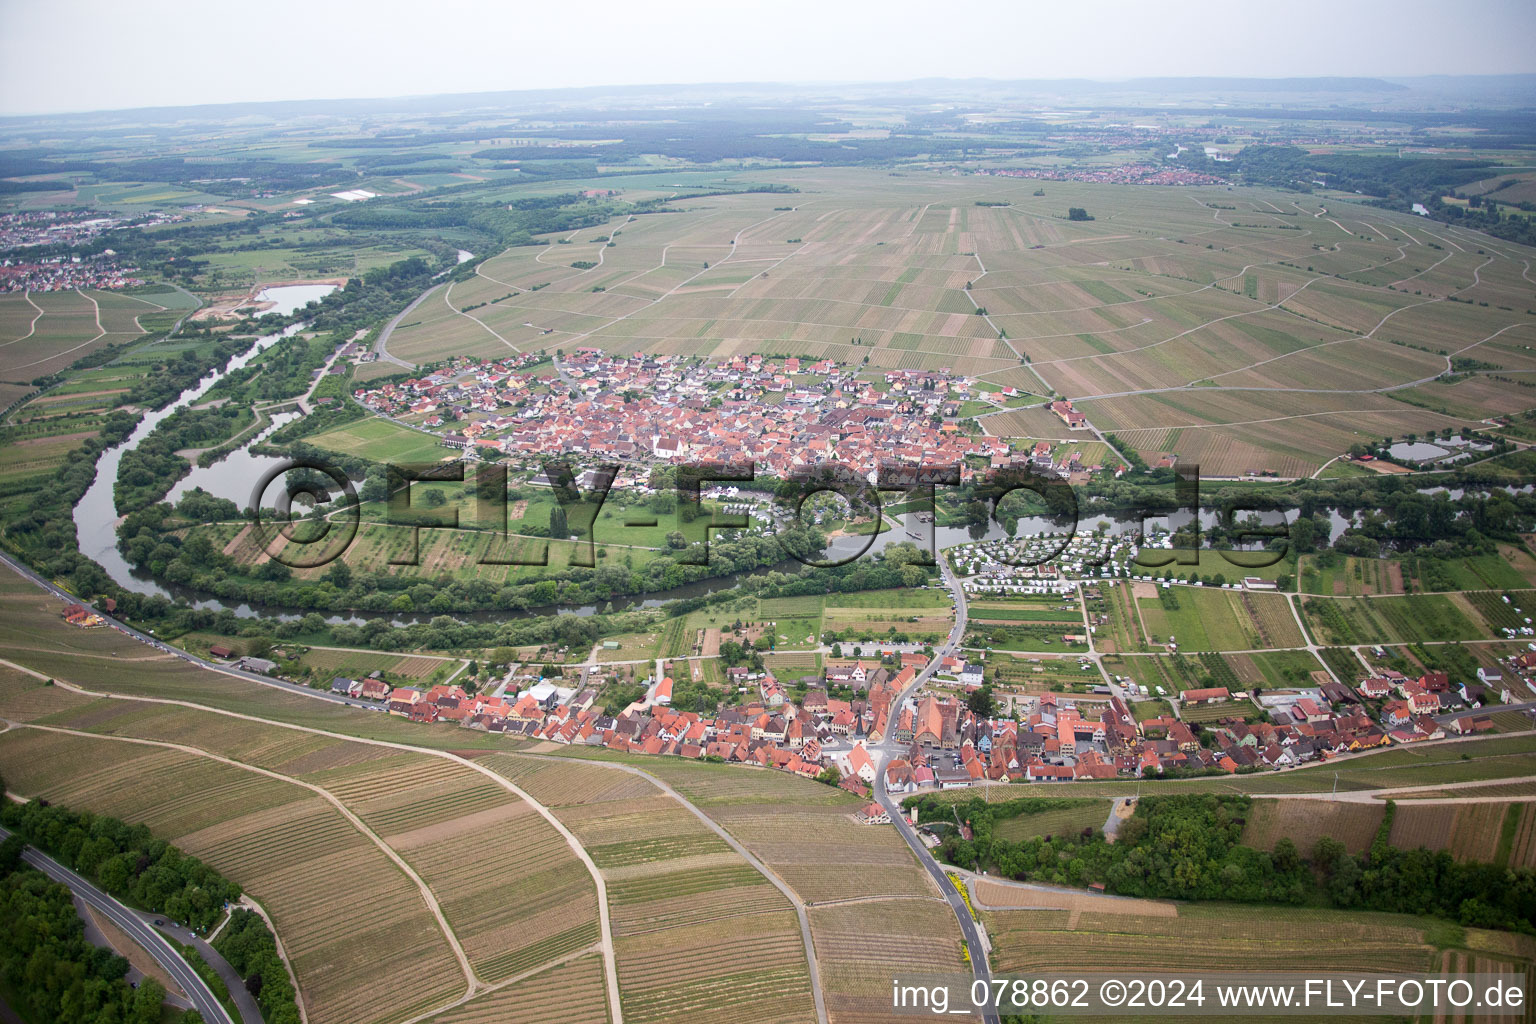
[3, 0, 1535, 115]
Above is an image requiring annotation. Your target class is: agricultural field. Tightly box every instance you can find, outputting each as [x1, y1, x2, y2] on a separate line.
[762, 650, 823, 676]
[1300, 554, 1406, 596]
[424, 954, 609, 1024]
[917, 734, 1536, 800]
[1087, 580, 1146, 653]
[579, 755, 941, 904]
[1131, 548, 1293, 582]
[991, 799, 1112, 842]
[810, 898, 976, 1024]
[1135, 585, 1303, 651]
[1240, 799, 1386, 856]
[1404, 551, 1535, 593]
[988, 653, 1103, 694]
[1109, 648, 1312, 707]
[1303, 593, 1490, 645]
[1464, 590, 1536, 634]
[203, 518, 668, 591]
[654, 586, 939, 660]
[1240, 648, 1333, 690]
[292, 646, 460, 683]
[305, 416, 464, 465]
[821, 589, 954, 642]
[302, 753, 602, 984]
[1390, 801, 1536, 868]
[370, 171, 1536, 479]
[966, 593, 1088, 652]
[474, 753, 816, 1024]
[0, 725, 467, 1024]
[983, 902, 1516, 979]
[1498, 804, 1536, 870]
[0, 289, 119, 381]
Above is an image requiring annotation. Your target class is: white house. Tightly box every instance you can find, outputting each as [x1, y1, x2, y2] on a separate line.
[838, 742, 876, 784]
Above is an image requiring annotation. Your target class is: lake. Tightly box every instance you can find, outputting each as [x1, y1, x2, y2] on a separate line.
[256, 283, 338, 317]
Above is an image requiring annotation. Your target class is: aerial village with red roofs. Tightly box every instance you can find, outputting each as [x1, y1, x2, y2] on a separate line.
[206, 633, 1536, 823]
[350, 348, 1114, 482]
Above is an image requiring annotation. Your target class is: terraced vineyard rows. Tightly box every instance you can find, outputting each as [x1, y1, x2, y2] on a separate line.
[424, 954, 609, 1024]
[0, 726, 466, 1024]
[811, 899, 976, 1024]
[477, 753, 816, 1024]
[388, 800, 600, 982]
[986, 904, 1441, 975]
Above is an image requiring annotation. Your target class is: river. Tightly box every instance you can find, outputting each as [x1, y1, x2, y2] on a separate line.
[73, 322, 312, 603]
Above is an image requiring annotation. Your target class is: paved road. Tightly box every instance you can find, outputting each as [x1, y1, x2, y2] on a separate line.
[158, 917, 264, 1024]
[1435, 701, 1536, 726]
[0, 825, 233, 1024]
[869, 555, 999, 1024]
[373, 284, 439, 369]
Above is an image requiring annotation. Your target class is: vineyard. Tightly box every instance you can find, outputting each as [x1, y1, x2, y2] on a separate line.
[992, 799, 1111, 842]
[1090, 581, 1146, 653]
[1464, 590, 1536, 633]
[1498, 804, 1536, 870]
[389, 797, 600, 982]
[0, 727, 466, 1024]
[476, 754, 657, 807]
[482, 753, 814, 1024]
[615, 912, 813, 1024]
[299, 647, 453, 681]
[558, 794, 734, 867]
[623, 756, 937, 903]
[0, 664, 100, 722]
[1302, 555, 1405, 596]
[1305, 594, 1488, 645]
[424, 954, 609, 1024]
[985, 903, 1442, 975]
[1390, 801, 1531, 865]
[1179, 700, 1256, 724]
[1240, 799, 1385, 856]
[810, 899, 973, 1024]
[709, 800, 940, 902]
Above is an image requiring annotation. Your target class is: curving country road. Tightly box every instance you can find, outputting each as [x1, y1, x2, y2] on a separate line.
[869, 553, 1000, 1024]
[372, 284, 439, 369]
[0, 825, 234, 1024]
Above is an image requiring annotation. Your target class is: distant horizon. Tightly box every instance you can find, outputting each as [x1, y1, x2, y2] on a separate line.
[3, 0, 1534, 117]
[5, 71, 1536, 122]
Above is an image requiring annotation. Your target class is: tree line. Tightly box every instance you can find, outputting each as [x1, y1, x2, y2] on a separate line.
[912, 793, 1535, 933]
[0, 800, 240, 933]
[0, 838, 194, 1024]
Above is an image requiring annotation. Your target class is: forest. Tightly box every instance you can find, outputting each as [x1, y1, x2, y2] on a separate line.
[0, 840, 189, 1024]
[0, 800, 241, 933]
